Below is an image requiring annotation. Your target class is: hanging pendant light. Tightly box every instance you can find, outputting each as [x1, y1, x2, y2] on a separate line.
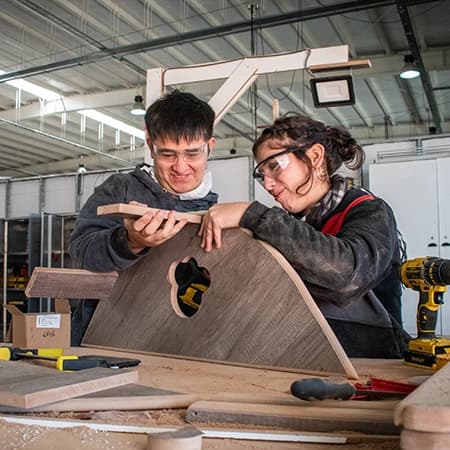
[400, 54, 420, 80]
[130, 95, 146, 116]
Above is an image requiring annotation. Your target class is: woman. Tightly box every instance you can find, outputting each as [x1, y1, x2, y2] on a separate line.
[200, 113, 410, 358]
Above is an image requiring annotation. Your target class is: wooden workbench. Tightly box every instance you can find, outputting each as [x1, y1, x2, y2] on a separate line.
[0, 346, 433, 450]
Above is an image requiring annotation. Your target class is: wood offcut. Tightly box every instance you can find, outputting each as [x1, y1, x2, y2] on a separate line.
[0, 360, 138, 409]
[25, 267, 118, 300]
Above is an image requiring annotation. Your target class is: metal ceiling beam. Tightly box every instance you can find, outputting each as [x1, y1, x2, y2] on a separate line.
[14, 0, 146, 77]
[0, 0, 432, 84]
[396, 0, 442, 133]
[0, 118, 132, 165]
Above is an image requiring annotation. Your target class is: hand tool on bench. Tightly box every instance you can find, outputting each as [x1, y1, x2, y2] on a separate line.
[290, 376, 417, 401]
[0, 347, 141, 371]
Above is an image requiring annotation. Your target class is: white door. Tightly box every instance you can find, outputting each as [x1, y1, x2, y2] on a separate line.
[437, 158, 450, 335]
[370, 159, 440, 335]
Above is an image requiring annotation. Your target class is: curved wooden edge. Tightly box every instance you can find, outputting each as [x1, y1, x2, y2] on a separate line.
[97, 203, 205, 224]
[400, 428, 450, 450]
[167, 256, 193, 318]
[401, 405, 450, 433]
[239, 228, 358, 380]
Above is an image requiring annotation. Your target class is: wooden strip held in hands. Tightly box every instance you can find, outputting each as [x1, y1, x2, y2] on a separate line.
[97, 203, 206, 224]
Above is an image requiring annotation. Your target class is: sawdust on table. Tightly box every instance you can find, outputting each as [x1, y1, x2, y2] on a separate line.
[23, 408, 186, 426]
[0, 418, 400, 450]
[0, 421, 142, 450]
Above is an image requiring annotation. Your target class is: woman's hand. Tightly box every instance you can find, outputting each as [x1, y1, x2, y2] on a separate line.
[199, 202, 250, 252]
[125, 201, 187, 254]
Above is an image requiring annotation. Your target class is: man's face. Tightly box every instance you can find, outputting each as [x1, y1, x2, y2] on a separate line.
[150, 136, 215, 194]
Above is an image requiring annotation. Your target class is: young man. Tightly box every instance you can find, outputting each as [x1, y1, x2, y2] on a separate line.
[68, 90, 217, 344]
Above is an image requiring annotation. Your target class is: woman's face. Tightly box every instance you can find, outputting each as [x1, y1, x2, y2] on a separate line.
[254, 140, 328, 214]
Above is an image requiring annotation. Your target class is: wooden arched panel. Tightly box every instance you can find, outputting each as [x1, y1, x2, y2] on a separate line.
[83, 224, 357, 378]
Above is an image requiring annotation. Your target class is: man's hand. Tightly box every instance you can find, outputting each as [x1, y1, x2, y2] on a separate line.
[199, 202, 250, 252]
[124, 202, 188, 254]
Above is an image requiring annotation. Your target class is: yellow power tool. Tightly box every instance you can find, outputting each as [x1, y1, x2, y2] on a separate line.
[401, 256, 450, 369]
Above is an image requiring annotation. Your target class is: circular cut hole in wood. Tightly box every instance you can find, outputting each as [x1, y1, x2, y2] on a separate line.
[168, 257, 211, 318]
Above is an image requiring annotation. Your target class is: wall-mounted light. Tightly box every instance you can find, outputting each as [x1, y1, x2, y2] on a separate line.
[130, 95, 146, 116]
[310, 75, 355, 108]
[399, 54, 420, 80]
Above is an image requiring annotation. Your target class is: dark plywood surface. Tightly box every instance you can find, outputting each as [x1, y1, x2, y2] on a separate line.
[0, 360, 138, 408]
[83, 224, 356, 378]
[25, 267, 118, 300]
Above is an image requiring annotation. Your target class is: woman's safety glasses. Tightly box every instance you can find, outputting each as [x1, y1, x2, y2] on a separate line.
[252, 146, 306, 185]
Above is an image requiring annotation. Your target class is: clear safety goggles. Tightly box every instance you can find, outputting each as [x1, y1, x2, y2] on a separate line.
[152, 142, 209, 163]
[252, 146, 305, 185]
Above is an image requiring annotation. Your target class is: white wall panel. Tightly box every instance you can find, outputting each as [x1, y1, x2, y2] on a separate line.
[209, 157, 250, 202]
[44, 177, 76, 213]
[0, 183, 7, 218]
[79, 171, 119, 209]
[9, 180, 40, 217]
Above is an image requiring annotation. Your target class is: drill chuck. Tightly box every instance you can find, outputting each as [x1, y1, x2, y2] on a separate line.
[402, 257, 450, 288]
[424, 258, 450, 286]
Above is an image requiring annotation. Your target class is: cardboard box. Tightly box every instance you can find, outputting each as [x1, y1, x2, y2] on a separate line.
[4, 299, 71, 348]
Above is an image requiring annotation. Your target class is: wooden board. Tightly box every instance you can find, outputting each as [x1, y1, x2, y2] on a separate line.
[97, 203, 205, 224]
[0, 384, 196, 412]
[401, 428, 450, 450]
[25, 267, 118, 300]
[186, 400, 399, 435]
[0, 360, 138, 408]
[83, 224, 357, 378]
[394, 362, 450, 432]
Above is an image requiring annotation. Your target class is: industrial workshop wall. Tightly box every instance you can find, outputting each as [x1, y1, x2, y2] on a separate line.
[367, 136, 450, 337]
[0, 156, 253, 219]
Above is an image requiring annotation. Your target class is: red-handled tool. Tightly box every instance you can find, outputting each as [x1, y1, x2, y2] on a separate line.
[291, 376, 417, 401]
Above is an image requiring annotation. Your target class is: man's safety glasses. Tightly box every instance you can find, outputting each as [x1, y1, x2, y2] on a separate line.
[152, 142, 209, 163]
[252, 146, 306, 185]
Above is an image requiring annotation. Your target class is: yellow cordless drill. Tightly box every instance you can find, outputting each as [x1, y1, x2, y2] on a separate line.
[401, 257, 450, 370]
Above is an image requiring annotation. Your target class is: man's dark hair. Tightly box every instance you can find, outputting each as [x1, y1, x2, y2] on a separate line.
[145, 90, 215, 144]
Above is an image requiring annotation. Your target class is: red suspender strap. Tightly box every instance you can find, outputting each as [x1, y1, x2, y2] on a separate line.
[321, 193, 375, 236]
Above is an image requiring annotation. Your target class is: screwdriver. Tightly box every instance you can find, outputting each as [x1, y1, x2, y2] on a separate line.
[0, 347, 109, 371]
[15, 353, 111, 371]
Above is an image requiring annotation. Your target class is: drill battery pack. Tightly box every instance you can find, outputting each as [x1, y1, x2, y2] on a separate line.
[404, 338, 450, 370]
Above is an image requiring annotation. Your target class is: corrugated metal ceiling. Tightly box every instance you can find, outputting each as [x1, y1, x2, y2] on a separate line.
[0, 0, 448, 178]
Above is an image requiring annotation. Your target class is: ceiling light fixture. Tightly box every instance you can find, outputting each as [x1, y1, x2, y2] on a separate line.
[130, 95, 146, 116]
[78, 109, 145, 139]
[1, 67, 145, 141]
[310, 75, 355, 108]
[77, 156, 87, 174]
[400, 54, 420, 80]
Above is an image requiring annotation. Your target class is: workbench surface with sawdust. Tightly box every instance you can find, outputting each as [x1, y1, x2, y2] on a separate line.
[0, 346, 434, 450]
